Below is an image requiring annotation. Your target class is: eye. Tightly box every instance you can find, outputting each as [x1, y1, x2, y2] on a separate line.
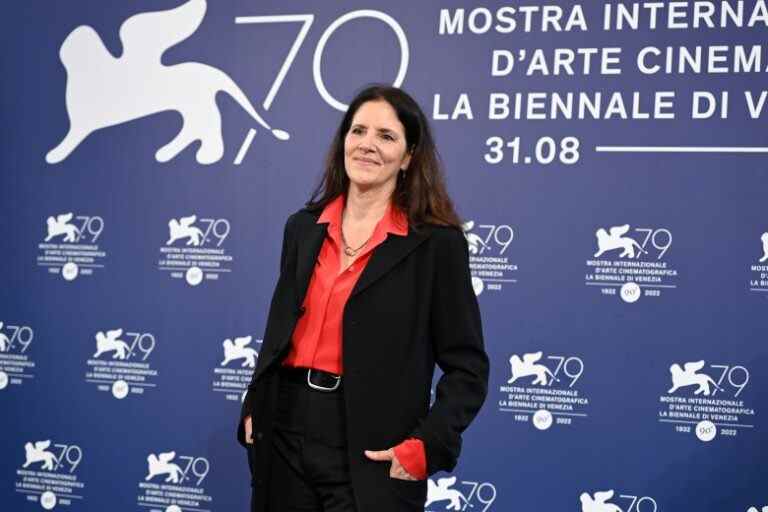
[381, 133, 395, 141]
[351, 127, 364, 135]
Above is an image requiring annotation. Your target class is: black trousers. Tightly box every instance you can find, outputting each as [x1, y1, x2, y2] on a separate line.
[266, 370, 357, 512]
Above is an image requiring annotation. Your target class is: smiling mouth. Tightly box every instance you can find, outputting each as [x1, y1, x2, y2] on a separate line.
[354, 157, 380, 165]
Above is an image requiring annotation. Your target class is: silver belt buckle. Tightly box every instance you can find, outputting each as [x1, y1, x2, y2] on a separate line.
[306, 368, 341, 392]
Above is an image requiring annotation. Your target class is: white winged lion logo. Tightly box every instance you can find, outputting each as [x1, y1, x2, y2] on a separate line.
[221, 336, 260, 368]
[146, 451, 185, 483]
[668, 360, 724, 396]
[0, 322, 9, 352]
[425, 476, 465, 510]
[507, 351, 559, 386]
[580, 490, 623, 512]
[44, 212, 80, 242]
[46, 0, 289, 165]
[593, 224, 647, 259]
[23, 440, 57, 471]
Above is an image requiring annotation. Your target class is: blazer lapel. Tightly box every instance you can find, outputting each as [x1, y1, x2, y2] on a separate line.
[292, 209, 434, 303]
[351, 227, 433, 298]
[294, 220, 327, 307]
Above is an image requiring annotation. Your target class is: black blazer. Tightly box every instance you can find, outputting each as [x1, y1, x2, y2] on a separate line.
[237, 206, 489, 512]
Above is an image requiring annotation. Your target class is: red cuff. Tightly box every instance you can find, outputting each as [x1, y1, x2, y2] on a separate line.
[392, 438, 427, 480]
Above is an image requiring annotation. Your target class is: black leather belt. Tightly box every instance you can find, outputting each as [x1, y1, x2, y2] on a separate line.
[279, 365, 343, 392]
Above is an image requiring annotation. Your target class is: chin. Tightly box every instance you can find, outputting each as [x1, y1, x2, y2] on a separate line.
[348, 178, 379, 190]
[347, 168, 378, 184]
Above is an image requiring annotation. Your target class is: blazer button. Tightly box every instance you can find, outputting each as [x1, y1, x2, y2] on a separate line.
[256, 431, 263, 441]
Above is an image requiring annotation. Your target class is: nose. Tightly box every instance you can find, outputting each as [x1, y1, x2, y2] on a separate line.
[358, 133, 378, 153]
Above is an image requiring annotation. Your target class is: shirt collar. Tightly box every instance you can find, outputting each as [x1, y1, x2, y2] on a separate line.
[317, 194, 408, 237]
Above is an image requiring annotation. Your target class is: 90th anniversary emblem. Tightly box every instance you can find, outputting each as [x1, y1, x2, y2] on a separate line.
[0, 321, 36, 391]
[211, 335, 261, 403]
[84, 328, 159, 399]
[462, 219, 517, 296]
[497, 350, 589, 431]
[585, 223, 678, 303]
[137, 450, 213, 512]
[657, 359, 755, 442]
[37, 213, 107, 281]
[15, 439, 86, 510]
[157, 215, 234, 286]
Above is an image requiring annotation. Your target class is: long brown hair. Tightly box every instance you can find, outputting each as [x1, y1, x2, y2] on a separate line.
[305, 84, 462, 231]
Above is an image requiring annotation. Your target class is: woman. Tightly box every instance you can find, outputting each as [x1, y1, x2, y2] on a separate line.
[236, 84, 488, 512]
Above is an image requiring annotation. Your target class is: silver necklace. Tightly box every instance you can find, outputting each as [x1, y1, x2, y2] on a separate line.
[341, 228, 371, 256]
[340, 209, 373, 256]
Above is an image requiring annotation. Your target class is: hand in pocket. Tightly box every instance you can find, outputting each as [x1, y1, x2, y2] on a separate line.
[244, 415, 253, 444]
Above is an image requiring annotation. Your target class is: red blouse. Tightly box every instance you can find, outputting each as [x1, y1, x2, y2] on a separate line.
[282, 194, 427, 480]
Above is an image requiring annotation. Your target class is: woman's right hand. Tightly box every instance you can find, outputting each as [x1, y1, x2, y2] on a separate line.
[244, 415, 253, 444]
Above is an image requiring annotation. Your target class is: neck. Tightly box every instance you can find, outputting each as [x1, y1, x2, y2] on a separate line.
[344, 182, 395, 223]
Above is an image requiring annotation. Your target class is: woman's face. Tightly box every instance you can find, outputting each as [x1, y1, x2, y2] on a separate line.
[343, 100, 412, 194]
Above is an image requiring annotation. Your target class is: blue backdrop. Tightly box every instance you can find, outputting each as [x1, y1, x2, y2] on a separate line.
[2, 1, 767, 511]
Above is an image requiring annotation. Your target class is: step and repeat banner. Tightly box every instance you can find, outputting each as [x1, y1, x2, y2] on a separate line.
[2, 0, 767, 511]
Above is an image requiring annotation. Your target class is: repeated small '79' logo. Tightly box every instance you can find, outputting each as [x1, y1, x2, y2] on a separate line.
[580, 490, 657, 512]
[93, 329, 156, 361]
[23, 441, 82, 473]
[0, 323, 33, 353]
[426, 476, 496, 511]
[145, 451, 210, 486]
[44, 214, 104, 244]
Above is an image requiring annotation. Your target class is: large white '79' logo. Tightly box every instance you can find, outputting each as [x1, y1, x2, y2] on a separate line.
[232, 10, 409, 161]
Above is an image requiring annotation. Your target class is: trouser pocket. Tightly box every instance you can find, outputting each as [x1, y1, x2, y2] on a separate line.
[246, 443, 255, 477]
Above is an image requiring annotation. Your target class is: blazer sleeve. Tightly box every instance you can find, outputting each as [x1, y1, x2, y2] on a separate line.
[409, 226, 489, 474]
[236, 212, 295, 447]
